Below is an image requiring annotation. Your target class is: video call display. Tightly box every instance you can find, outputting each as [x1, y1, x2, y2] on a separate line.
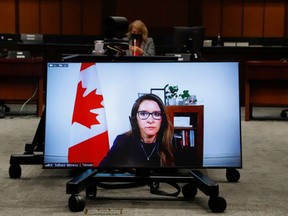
[44, 61, 242, 169]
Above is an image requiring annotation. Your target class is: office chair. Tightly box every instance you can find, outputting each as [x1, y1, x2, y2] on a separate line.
[103, 16, 129, 56]
[104, 16, 128, 39]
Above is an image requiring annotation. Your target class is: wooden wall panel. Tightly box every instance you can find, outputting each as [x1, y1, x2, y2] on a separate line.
[0, 0, 287, 37]
[222, 0, 243, 37]
[116, 0, 189, 28]
[243, 0, 264, 37]
[202, 0, 222, 37]
[40, 0, 61, 34]
[19, 0, 40, 33]
[61, 0, 82, 34]
[0, 1, 16, 33]
[82, 0, 102, 35]
[264, 0, 285, 37]
[189, 1, 203, 26]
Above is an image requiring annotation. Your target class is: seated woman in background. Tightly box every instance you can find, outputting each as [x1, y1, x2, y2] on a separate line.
[125, 20, 155, 56]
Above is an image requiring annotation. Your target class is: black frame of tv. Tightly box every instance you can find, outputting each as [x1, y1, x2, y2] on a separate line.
[43, 56, 242, 171]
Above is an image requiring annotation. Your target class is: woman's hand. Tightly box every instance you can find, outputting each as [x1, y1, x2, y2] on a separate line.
[130, 45, 143, 55]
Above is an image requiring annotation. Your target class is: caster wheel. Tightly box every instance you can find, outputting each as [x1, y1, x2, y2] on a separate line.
[226, 169, 240, 182]
[150, 181, 160, 190]
[9, 164, 22, 178]
[4, 105, 10, 112]
[68, 194, 85, 212]
[182, 183, 197, 199]
[280, 111, 287, 118]
[86, 185, 97, 199]
[208, 196, 227, 213]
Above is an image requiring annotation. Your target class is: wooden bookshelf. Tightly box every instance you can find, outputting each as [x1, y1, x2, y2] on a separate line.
[165, 105, 204, 167]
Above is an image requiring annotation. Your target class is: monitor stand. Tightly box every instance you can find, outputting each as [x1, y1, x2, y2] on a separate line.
[66, 168, 239, 213]
[8, 109, 45, 178]
[7, 106, 240, 212]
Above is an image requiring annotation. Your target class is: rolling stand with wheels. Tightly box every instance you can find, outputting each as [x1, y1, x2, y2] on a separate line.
[66, 169, 228, 213]
[8, 110, 45, 178]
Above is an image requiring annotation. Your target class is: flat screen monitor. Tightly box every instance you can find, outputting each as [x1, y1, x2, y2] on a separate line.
[44, 61, 242, 170]
[173, 26, 205, 58]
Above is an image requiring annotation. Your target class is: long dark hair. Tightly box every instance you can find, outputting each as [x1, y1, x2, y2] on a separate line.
[128, 94, 175, 167]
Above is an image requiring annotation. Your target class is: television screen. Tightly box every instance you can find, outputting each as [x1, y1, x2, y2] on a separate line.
[44, 61, 241, 169]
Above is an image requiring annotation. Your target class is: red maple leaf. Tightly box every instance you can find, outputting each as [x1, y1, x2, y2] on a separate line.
[72, 81, 104, 128]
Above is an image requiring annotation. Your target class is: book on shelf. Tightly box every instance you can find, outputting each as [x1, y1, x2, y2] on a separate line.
[189, 130, 194, 147]
[173, 129, 195, 148]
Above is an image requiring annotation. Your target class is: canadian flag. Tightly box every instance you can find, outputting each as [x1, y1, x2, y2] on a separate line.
[68, 63, 109, 166]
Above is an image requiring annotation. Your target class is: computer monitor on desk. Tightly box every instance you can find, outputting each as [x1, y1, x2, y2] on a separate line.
[173, 26, 205, 60]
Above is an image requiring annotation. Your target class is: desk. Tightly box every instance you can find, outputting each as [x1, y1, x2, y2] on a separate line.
[0, 58, 44, 117]
[18, 43, 93, 61]
[245, 60, 288, 121]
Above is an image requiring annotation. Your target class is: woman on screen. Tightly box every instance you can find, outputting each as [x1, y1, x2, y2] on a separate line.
[125, 20, 155, 56]
[99, 94, 175, 167]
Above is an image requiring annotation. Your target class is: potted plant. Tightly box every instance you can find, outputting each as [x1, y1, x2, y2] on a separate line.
[179, 90, 190, 102]
[165, 85, 179, 105]
[180, 90, 197, 105]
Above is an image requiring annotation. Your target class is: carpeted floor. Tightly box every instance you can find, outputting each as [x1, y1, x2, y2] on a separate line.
[0, 107, 288, 215]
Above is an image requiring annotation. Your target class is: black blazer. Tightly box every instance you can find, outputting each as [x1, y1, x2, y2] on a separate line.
[99, 133, 161, 168]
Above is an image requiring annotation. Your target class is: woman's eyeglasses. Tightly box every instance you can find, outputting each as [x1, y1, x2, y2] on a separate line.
[137, 111, 162, 120]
